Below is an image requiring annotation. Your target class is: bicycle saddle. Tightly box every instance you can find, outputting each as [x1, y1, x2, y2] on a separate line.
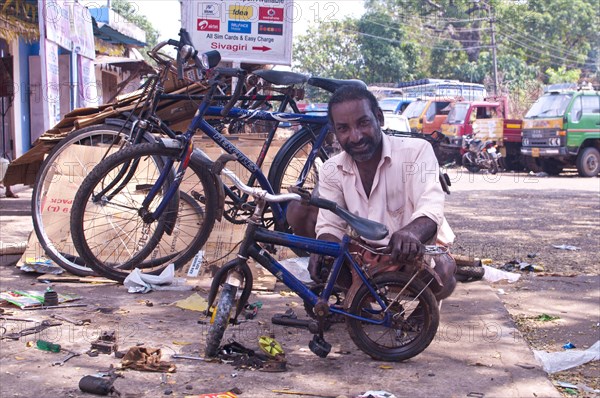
[307, 77, 367, 93]
[334, 206, 389, 241]
[252, 70, 309, 86]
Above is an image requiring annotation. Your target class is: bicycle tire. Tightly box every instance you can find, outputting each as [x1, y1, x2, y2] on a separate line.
[70, 143, 218, 282]
[455, 265, 485, 281]
[347, 272, 439, 362]
[205, 283, 238, 357]
[207, 259, 253, 321]
[268, 125, 336, 195]
[31, 124, 136, 276]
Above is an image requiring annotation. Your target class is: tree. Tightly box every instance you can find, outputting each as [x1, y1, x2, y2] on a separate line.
[293, 18, 363, 100]
[356, 11, 421, 83]
[111, 0, 159, 63]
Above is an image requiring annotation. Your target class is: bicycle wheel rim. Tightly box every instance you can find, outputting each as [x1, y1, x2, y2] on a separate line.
[32, 125, 130, 276]
[347, 272, 439, 361]
[71, 144, 172, 279]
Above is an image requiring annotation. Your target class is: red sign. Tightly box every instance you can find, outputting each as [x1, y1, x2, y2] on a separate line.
[259, 7, 284, 22]
[197, 19, 220, 32]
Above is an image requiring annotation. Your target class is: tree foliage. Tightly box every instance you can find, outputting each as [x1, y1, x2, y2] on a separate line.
[111, 0, 159, 62]
[292, 0, 598, 100]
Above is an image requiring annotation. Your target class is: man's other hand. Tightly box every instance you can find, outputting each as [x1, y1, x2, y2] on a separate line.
[388, 230, 424, 262]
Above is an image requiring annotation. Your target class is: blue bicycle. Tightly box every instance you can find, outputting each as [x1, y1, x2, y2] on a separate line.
[68, 30, 364, 281]
[204, 158, 441, 361]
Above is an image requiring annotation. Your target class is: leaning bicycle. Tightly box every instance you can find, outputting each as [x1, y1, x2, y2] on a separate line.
[68, 30, 365, 281]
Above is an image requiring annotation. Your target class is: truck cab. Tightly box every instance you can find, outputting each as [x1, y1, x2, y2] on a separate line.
[403, 97, 454, 135]
[520, 84, 600, 177]
[441, 98, 524, 169]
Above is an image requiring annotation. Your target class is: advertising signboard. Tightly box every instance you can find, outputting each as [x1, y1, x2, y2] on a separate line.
[181, 0, 294, 65]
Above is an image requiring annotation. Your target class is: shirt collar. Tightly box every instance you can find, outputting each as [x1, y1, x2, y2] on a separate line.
[339, 132, 392, 173]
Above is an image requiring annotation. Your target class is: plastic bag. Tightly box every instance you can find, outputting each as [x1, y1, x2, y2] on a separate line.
[533, 340, 600, 373]
[482, 265, 521, 283]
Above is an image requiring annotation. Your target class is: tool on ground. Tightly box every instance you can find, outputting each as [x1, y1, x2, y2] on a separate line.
[1, 320, 62, 340]
[23, 304, 87, 310]
[171, 354, 205, 361]
[51, 314, 91, 326]
[52, 351, 80, 366]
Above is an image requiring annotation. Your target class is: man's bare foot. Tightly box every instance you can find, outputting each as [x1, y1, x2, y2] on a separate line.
[4, 186, 18, 198]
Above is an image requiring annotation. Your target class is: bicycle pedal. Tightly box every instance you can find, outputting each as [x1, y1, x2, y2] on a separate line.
[308, 335, 331, 358]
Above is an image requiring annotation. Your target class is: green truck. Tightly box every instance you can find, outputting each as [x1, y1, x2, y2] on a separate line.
[520, 84, 600, 177]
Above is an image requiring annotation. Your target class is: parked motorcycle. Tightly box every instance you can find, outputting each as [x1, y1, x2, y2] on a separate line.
[461, 135, 501, 174]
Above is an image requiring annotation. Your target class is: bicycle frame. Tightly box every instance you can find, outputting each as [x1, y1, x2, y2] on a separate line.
[138, 81, 330, 229]
[232, 218, 398, 327]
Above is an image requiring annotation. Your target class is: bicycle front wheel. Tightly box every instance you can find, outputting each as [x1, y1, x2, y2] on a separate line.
[347, 272, 439, 362]
[32, 124, 133, 276]
[70, 143, 218, 282]
[205, 283, 238, 357]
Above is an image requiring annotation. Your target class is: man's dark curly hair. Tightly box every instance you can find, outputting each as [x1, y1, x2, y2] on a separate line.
[327, 85, 381, 124]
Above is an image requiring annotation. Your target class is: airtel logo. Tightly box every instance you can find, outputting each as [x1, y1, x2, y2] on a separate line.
[197, 19, 220, 32]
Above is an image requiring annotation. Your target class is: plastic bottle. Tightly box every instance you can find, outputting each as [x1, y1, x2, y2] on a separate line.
[36, 339, 61, 352]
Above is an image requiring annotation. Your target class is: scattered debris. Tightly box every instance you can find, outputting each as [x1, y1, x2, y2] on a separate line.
[243, 302, 262, 319]
[123, 264, 191, 293]
[501, 260, 544, 273]
[556, 381, 600, 394]
[357, 391, 397, 398]
[552, 244, 581, 251]
[533, 340, 600, 373]
[562, 342, 576, 350]
[20, 258, 64, 275]
[1, 320, 62, 340]
[173, 293, 208, 312]
[536, 314, 560, 322]
[0, 290, 80, 309]
[482, 265, 520, 283]
[79, 365, 122, 396]
[515, 363, 536, 369]
[121, 346, 176, 373]
[90, 331, 118, 354]
[271, 390, 337, 398]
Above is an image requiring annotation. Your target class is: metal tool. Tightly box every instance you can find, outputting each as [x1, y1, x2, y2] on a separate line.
[52, 351, 80, 366]
[171, 354, 205, 361]
[50, 314, 90, 326]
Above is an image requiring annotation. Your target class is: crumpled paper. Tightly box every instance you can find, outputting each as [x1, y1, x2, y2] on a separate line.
[123, 264, 191, 293]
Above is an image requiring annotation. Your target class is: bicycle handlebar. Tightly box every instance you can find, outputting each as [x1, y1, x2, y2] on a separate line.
[221, 168, 302, 203]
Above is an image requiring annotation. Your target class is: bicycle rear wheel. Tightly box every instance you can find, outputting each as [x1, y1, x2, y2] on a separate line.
[70, 143, 218, 282]
[347, 272, 439, 362]
[268, 125, 338, 195]
[32, 124, 133, 276]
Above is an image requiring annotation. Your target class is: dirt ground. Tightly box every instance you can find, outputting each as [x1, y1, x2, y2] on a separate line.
[0, 169, 598, 397]
[443, 168, 600, 397]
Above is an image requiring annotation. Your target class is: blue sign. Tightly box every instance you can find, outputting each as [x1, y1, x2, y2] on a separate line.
[228, 21, 251, 33]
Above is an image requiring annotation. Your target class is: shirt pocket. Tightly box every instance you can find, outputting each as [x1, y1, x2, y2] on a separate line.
[386, 189, 405, 216]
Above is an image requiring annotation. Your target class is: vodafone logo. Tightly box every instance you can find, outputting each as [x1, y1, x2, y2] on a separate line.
[197, 18, 219, 32]
[259, 7, 283, 22]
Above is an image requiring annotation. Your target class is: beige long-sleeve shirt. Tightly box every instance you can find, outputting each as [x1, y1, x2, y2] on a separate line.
[315, 134, 453, 246]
